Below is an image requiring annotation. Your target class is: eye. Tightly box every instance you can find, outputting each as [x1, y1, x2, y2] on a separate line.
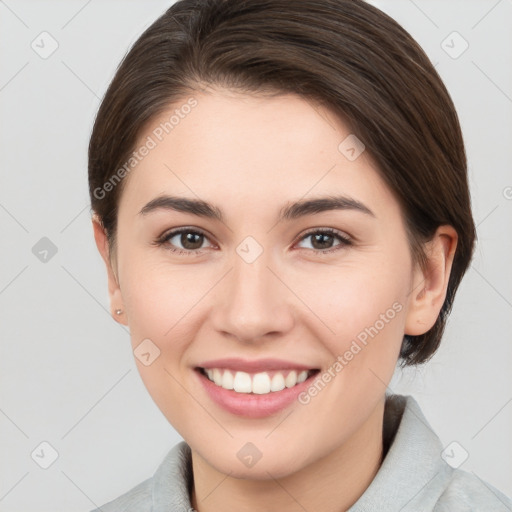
[155, 226, 352, 256]
[295, 228, 352, 254]
[155, 227, 214, 256]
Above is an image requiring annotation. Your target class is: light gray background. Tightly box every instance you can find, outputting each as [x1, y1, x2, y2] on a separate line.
[0, 0, 511, 510]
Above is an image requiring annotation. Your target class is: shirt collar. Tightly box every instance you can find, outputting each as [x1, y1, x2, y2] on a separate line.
[348, 394, 452, 511]
[152, 437, 193, 511]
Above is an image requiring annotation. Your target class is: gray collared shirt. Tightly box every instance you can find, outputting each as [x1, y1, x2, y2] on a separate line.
[91, 394, 512, 511]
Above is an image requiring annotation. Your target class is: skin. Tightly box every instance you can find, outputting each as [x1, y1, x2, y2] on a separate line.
[93, 87, 457, 512]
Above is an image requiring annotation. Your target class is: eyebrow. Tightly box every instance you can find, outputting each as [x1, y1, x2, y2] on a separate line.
[139, 194, 375, 222]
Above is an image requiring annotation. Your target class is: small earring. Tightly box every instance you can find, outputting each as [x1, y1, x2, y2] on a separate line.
[115, 309, 123, 315]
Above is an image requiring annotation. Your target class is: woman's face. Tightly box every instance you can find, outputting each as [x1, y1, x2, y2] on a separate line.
[100, 89, 428, 478]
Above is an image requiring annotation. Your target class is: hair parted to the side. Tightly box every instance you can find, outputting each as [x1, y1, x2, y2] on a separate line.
[88, 0, 476, 365]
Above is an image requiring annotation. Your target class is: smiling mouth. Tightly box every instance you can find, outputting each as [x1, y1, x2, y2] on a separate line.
[196, 367, 320, 395]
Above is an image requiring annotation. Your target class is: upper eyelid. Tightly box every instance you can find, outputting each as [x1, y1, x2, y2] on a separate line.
[299, 227, 350, 239]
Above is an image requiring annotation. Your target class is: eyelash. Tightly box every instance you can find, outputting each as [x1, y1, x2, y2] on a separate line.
[154, 227, 352, 256]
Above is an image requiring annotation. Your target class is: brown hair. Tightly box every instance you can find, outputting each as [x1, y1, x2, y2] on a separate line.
[88, 0, 476, 365]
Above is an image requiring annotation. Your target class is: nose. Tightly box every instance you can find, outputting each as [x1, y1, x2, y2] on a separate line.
[210, 247, 295, 344]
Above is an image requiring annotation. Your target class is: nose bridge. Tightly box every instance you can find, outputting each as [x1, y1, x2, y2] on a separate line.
[214, 239, 293, 342]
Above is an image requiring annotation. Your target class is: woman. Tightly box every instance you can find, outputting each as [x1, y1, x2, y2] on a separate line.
[88, 0, 512, 510]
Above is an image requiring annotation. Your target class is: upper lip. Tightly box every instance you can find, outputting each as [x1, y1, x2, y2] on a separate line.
[196, 358, 318, 373]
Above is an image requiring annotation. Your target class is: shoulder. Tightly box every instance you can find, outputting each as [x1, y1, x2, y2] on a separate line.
[434, 468, 512, 511]
[89, 477, 152, 512]
[89, 441, 193, 512]
[350, 394, 512, 512]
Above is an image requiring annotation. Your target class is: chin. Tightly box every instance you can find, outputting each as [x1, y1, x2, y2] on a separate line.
[191, 437, 313, 480]
[216, 457, 303, 481]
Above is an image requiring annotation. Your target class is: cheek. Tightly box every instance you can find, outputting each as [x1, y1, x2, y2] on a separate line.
[119, 246, 198, 334]
[117, 254, 194, 387]
[292, 263, 408, 439]
[296, 254, 409, 341]
[119, 264, 202, 437]
[295, 255, 410, 408]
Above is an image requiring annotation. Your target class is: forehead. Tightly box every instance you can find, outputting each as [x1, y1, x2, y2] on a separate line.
[118, 90, 398, 222]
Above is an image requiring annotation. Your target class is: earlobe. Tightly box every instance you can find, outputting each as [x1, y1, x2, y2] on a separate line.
[404, 225, 458, 336]
[92, 216, 127, 325]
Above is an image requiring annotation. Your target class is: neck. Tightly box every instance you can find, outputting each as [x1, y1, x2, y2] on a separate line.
[190, 398, 385, 512]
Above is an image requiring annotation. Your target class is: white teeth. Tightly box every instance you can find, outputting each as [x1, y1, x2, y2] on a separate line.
[221, 369, 234, 390]
[233, 371, 252, 393]
[252, 372, 271, 394]
[297, 370, 308, 383]
[203, 368, 312, 394]
[270, 373, 285, 392]
[285, 370, 297, 388]
[213, 368, 223, 386]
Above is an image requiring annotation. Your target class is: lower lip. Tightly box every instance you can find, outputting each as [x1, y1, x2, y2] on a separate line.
[195, 369, 318, 419]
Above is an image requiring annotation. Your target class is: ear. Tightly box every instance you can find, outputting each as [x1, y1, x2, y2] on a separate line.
[404, 225, 458, 336]
[92, 215, 128, 326]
